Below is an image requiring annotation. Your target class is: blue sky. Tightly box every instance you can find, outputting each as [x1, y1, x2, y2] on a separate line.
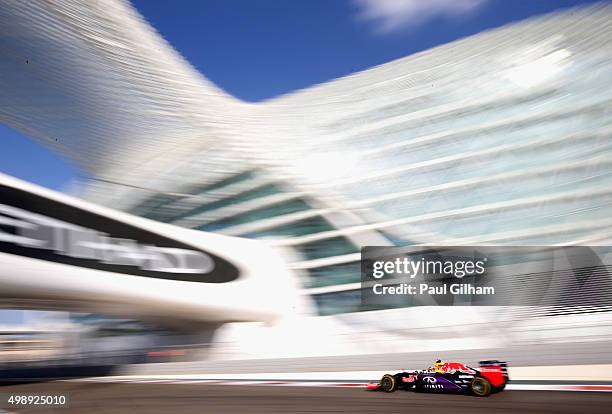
[0, 0, 599, 191]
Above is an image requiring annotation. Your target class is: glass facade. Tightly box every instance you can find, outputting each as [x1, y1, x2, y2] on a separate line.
[65, 6, 612, 316]
[198, 198, 312, 232]
[304, 262, 361, 289]
[242, 216, 335, 239]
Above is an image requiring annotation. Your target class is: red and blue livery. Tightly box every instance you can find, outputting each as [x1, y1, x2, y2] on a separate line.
[367, 360, 509, 397]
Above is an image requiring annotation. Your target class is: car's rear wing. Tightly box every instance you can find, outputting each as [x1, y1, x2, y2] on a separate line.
[479, 360, 509, 385]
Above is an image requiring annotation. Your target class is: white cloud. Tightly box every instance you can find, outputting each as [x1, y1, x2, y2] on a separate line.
[354, 0, 488, 34]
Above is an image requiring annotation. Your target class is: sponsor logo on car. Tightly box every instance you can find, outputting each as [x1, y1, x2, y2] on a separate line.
[437, 362, 477, 374]
[401, 375, 417, 383]
[422, 376, 444, 389]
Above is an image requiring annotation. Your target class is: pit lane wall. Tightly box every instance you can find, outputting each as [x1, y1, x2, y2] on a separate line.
[0, 173, 308, 331]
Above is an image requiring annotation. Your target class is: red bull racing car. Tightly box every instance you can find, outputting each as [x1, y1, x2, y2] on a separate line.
[367, 360, 509, 397]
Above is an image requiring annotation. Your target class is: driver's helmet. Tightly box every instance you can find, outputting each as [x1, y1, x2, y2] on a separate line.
[434, 359, 445, 373]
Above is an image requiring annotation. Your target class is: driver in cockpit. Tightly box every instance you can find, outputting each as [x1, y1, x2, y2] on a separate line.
[433, 359, 445, 373]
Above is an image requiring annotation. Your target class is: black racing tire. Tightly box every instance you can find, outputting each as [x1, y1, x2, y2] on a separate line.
[380, 374, 397, 393]
[470, 377, 492, 397]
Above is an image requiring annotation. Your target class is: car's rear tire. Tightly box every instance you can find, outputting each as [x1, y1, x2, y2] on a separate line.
[380, 374, 396, 392]
[470, 377, 492, 397]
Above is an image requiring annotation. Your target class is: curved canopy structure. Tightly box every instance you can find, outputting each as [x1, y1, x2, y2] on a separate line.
[0, 0, 248, 180]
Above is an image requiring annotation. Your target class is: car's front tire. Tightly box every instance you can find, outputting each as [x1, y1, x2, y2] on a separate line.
[470, 377, 492, 397]
[380, 374, 397, 392]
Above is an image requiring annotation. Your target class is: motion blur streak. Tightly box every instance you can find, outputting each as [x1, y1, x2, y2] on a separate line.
[1, 1, 612, 407]
[3, 383, 612, 414]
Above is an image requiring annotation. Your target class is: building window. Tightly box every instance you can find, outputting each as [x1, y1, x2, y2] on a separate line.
[242, 216, 335, 239]
[293, 236, 358, 261]
[199, 198, 312, 231]
[177, 183, 283, 222]
[312, 290, 362, 316]
[130, 193, 183, 219]
[305, 262, 361, 288]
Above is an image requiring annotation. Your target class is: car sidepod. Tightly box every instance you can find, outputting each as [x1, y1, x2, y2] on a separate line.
[417, 373, 465, 393]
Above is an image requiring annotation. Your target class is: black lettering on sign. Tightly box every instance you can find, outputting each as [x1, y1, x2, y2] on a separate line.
[0, 184, 240, 283]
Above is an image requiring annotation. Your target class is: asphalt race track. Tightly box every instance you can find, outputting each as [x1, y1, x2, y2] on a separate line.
[2, 383, 612, 414]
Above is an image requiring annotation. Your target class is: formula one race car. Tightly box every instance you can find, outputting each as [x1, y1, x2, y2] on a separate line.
[367, 360, 509, 397]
